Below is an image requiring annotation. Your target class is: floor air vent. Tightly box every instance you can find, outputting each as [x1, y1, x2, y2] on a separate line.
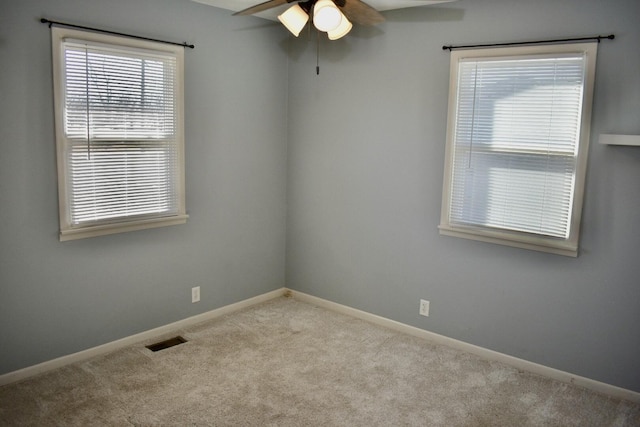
[146, 336, 187, 352]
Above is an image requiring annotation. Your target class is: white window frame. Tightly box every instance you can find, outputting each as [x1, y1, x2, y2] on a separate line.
[51, 27, 188, 241]
[439, 43, 598, 257]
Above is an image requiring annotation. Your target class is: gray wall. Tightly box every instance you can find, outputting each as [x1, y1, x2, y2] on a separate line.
[286, 0, 640, 392]
[0, 0, 288, 374]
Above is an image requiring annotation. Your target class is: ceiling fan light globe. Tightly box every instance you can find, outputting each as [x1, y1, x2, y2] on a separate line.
[327, 13, 352, 40]
[278, 4, 309, 37]
[313, 0, 342, 32]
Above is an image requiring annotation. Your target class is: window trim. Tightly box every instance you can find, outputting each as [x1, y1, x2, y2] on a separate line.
[439, 43, 598, 257]
[51, 27, 188, 241]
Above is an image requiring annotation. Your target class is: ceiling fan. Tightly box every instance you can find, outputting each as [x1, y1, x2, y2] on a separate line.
[234, 0, 386, 40]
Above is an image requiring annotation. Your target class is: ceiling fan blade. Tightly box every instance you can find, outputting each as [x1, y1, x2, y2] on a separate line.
[233, 0, 293, 16]
[338, 0, 385, 25]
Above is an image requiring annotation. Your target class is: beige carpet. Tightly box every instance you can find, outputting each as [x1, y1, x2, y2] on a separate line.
[1, 296, 638, 426]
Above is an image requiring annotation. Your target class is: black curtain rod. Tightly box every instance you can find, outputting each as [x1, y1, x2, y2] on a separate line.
[41, 18, 195, 49]
[442, 34, 614, 51]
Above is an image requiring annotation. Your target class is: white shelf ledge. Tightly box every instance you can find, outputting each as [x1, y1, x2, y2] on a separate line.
[599, 134, 640, 146]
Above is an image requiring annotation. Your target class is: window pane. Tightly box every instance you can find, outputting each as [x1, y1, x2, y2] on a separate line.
[456, 56, 584, 154]
[64, 44, 176, 141]
[450, 150, 575, 238]
[56, 33, 184, 235]
[67, 140, 180, 225]
[450, 54, 585, 238]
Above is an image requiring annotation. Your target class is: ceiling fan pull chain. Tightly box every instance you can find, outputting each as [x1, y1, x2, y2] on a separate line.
[316, 28, 320, 75]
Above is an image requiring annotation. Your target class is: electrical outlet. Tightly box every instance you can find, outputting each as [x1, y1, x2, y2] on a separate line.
[419, 299, 430, 317]
[191, 286, 200, 303]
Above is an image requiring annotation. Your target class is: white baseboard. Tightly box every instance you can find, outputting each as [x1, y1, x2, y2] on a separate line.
[290, 289, 640, 404]
[0, 287, 287, 387]
[3, 286, 638, 405]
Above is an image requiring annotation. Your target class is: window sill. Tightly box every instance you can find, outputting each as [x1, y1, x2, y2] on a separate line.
[60, 214, 189, 241]
[438, 225, 578, 257]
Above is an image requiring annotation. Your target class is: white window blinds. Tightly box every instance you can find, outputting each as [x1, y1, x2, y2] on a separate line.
[53, 28, 187, 240]
[440, 43, 597, 256]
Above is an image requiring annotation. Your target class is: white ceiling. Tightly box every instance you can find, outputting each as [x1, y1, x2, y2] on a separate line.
[191, 0, 455, 21]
